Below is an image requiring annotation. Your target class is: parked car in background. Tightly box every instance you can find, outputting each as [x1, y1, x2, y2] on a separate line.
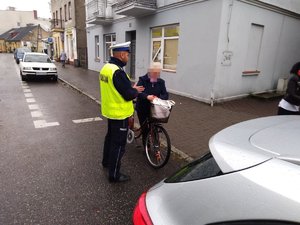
[133, 116, 300, 225]
[19, 52, 58, 81]
[14, 47, 31, 64]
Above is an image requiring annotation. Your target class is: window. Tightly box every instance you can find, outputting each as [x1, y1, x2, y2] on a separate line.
[95, 35, 100, 60]
[165, 152, 223, 183]
[55, 10, 58, 25]
[64, 4, 67, 21]
[104, 34, 116, 62]
[59, 7, 62, 26]
[68, 1, 72, 19]
[151, 24, 179, 71]
[17, 22, 20, 26]
[243, 23, 264, 75]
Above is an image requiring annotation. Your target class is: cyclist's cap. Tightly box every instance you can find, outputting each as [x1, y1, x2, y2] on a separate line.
[110, 41, 131, 52]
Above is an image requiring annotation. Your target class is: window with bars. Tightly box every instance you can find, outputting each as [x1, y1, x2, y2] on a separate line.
[104, 34, 116, 62]
[68, 1, 72, 19]
[64, 4, 67, 21]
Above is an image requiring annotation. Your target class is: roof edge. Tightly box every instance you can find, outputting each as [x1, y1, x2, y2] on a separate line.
[239, 0, 300, 19]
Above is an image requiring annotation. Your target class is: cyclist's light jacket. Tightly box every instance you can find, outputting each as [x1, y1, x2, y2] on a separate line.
[100, 63, 134, 120]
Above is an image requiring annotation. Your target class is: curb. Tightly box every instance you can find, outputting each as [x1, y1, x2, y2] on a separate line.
[58, 77, 101, 105]
[58, 77, 195, 163]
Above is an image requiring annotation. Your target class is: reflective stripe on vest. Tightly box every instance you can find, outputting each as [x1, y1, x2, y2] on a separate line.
[99, 63, 134, 120]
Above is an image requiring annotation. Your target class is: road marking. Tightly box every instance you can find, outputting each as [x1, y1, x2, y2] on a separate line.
[31, 111, 43, 118]
[28, 104, 39, 110]
[33, 120, 60, 129]
[72, 117, 102, 124]
[24, 93, 34, 98]
[26, 98, 36, 103]
[23, 89, 31, 93]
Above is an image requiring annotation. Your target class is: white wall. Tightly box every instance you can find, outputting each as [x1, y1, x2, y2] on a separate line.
[141, 0, 223, 101]
[87, 0, 223, 101]
[86, 25, 104, 71]
[86, 0, 300, 103]
[156, 0, 188, 8]
[212, 0, 300, 101]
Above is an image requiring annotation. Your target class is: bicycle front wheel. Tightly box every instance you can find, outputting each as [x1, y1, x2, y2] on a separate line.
[145, 125, 171, 169]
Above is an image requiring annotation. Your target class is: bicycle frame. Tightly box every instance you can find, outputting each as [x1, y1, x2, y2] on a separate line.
[132, 118, 161, 140]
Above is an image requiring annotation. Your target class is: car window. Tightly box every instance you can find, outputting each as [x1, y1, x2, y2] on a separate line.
[24, 55, 52, 63]
[165, 152, 223, 183]
[207, 220, 300, 225]
[17, 52, 24, 57]
[17, 48, 30, 53]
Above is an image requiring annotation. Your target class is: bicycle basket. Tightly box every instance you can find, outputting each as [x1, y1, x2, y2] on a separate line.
[150, 99, 175, 123]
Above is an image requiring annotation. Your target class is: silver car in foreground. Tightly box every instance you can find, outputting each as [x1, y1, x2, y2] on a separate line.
[133, 116, 300, 225]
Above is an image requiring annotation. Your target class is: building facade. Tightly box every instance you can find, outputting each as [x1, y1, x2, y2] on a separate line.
[51, 0, 87, 67]
[0, 25, 50, 53]
[85, 0, 300, 104]
[0, 7, 50, 35]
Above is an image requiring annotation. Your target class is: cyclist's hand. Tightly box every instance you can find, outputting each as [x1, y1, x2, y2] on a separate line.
[147, 95, 157, 101]
[133, 83, 145, 93]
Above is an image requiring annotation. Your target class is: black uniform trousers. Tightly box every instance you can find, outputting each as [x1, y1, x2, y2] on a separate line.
[102, 118, 129, 180]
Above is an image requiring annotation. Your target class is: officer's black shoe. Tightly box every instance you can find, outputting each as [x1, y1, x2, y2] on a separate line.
[109, 173, 130, 183]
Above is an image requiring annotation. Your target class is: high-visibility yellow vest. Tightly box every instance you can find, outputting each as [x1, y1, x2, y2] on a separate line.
[99, 63, 134, 120]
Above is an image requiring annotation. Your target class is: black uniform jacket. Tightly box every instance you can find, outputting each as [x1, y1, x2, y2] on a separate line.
[110, 57, 139, 101]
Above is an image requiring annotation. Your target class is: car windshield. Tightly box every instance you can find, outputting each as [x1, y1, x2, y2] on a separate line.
[165, 152, 223, 183]
[24, 55, 52, 63]
[21, 48, 30, 52]
[17, 48, 30, 53]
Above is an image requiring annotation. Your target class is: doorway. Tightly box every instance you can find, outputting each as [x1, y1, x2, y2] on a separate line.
[126, 31, 136, 79]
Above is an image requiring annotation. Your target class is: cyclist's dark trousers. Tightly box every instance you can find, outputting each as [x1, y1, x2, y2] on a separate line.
[137, 110, 150, 147]
[102, 118, 128, 180]
[277, 107, 300, 115]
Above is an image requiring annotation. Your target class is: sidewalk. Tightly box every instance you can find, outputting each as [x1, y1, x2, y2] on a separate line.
[57, 64, 279, 160]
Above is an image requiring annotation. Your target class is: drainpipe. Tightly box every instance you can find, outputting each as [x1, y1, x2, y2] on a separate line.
[210, 0, 234, 107]
[210, 91, 215, 107]
[226, 0, 234, 48]
[210, 0, 234, 106]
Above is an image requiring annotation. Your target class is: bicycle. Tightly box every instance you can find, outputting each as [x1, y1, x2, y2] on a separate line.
[127, 99, 175, 169]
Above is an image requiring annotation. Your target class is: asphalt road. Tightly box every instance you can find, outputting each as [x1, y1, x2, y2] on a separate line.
[0, 54, 185, 225]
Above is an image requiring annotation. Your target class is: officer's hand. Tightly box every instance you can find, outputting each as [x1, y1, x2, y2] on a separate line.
[133, 83, 145, 93]
[147, 95, 157, 101]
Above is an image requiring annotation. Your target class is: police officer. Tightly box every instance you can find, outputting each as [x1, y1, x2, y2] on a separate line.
[100, 42, 155, 183]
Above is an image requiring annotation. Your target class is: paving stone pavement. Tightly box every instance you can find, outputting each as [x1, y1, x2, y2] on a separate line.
[57, 63, 280, 159]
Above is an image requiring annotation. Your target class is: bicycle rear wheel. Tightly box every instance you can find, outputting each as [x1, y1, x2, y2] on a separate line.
[145, 125, 171, 169]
